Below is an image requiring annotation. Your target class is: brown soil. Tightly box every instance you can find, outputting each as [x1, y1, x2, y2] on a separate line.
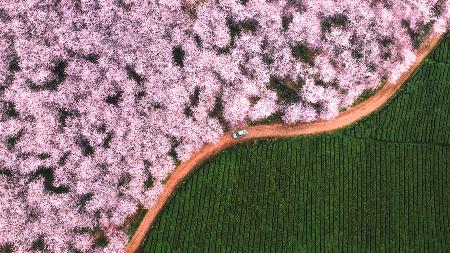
[124, 33, 445, 253]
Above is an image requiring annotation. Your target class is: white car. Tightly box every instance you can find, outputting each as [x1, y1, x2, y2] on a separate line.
[232, 129, 248, 139]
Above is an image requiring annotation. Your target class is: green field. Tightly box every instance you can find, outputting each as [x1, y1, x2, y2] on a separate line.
[139, 33, 450, 252]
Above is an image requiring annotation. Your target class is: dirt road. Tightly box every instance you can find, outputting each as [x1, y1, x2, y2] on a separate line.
[124, 33, 445, 253]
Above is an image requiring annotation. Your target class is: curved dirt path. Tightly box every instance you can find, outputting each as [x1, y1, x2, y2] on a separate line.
[125, 33, 445, 253]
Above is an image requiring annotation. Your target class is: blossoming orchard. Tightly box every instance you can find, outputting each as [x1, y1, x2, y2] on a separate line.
[0, 0, 448, 252]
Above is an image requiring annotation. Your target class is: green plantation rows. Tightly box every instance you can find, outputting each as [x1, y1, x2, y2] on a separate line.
[141, 138, 449, 253]
[139, 33, 450, 252]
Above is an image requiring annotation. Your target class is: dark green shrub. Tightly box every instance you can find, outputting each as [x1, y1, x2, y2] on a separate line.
[268, 77, 301, 104]
[172, 46, 185, 67]
[291, 43, 316, 65]
[0, 243, 13, 253]
[93, 228, 108, 248]
[167, 136, 181, 164]
[144, 173, 155, 189]
[320, 13, 349, 33]
[281, 15, 293, 31]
